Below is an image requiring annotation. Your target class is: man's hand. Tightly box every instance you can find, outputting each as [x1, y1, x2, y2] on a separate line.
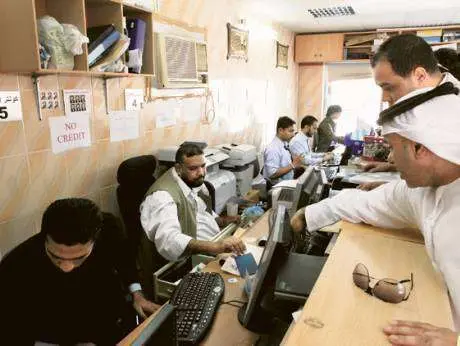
[290, 207, 306, 233]
[323, 152, 334, 162]
[216, 215, 241, 228]
[292, 155, 303, 168]
[357, 181, 387, 191]
[132, 291, 161, 320]
[383, 320, 458, 346]
[362, 162, 394, 173]
[215, 236, 246, 255]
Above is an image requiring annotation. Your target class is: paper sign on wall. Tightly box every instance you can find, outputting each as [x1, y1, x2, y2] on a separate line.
[49, 114, 91, 154]
[0, 91, 22, 122]
[180, 98, 202, 123]
[63, 89, 91, 115]
[154, 99, 177, 128]
[125, 89, 144, 111]
[109, 110, 140, 142]
[40, 90, 60, 110]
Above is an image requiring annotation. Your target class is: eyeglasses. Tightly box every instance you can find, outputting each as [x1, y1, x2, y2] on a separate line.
[352, 263, 414, 304]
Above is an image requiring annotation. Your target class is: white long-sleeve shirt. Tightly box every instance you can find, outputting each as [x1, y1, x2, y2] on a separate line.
[140, 168, 220, 262]
[305, 178, 460, 329]
[290, 132, 325, 166]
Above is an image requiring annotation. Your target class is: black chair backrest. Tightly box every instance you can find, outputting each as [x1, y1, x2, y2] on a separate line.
[117, 155, 156, 262]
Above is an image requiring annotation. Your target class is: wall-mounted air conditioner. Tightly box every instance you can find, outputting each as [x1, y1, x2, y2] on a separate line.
[155, 33, 208, 88]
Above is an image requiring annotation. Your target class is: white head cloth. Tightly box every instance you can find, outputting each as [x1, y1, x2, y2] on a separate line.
[382, 87, 460, 165]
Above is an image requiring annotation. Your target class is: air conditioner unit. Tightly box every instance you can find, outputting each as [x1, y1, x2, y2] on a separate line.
[155, 33, 208, 88]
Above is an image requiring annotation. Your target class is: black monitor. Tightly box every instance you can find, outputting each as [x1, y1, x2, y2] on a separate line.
[131, 304, 177, 346]
[289, 166, 324, 217]
[238, 204, 292, 332]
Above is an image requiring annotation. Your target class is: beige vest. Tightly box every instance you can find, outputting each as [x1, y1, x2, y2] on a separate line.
[145, 168, 213, 238]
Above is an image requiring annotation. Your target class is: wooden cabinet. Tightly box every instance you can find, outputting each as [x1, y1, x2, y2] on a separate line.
[295, 33, 344, 63]
[297, 65, 324, 120]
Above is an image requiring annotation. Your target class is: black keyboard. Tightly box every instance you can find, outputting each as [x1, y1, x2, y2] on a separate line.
[170, 272, 225, 344]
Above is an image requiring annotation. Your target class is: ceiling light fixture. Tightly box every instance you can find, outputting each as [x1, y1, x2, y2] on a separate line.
[307, 5, 356, 18]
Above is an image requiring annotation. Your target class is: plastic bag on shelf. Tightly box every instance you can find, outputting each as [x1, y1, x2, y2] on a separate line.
[38, 16, 88, 70]
[62, 24, 89, 55]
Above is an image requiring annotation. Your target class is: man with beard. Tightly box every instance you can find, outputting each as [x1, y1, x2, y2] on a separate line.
[140, 143, 245, 262]
[290, 115, 333, 166]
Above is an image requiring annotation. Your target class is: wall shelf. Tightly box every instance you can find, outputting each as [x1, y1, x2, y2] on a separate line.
[0, 0, 158, 78]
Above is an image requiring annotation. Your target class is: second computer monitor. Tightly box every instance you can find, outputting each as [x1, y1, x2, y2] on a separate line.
[289, 166, 322, 217]
[130, 304, 177, 346]
[238, 204, 291, 332]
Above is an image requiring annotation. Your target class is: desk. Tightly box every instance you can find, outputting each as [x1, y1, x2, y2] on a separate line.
[120, 216, 452, 346]
[118, 212, 271, 346]
[281, 222, 453, 346]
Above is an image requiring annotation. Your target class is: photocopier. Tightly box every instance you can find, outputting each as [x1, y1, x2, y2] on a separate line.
[157, 145, 237, 214]
[215, 144, 257, 197]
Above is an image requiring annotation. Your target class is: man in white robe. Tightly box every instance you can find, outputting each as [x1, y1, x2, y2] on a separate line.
[291, 34, 460, 345]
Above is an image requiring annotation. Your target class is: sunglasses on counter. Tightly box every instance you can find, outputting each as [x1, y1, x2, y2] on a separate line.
[352, 263, 414, 304]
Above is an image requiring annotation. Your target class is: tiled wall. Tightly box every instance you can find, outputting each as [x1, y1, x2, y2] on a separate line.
[0, 0, 298, 256]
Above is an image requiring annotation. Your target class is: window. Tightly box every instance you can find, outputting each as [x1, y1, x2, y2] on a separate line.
[327, 78, 382, 136]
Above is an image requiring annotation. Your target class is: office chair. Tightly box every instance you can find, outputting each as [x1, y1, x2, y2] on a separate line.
[203, 180, 216, 212]
[117, 155, 168, 299]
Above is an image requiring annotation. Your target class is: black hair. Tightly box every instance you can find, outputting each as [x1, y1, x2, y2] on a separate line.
[41, 198, 103, 245]
[325, 105, 342, 117]
[300, 115, 318, 128]
[371, 34, 439, 77]
[175, 143, 204, 164]
[276, 116, 296, 131]
[434, 48, 460, 80]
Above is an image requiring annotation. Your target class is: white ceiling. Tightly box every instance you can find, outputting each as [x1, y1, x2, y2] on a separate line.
[244, 0, 460, 33]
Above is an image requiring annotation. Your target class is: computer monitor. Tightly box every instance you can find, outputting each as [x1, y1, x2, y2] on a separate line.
[238, 204, 292, 332]
[289, 166, 323, 217]
[131, 303, 177, 346]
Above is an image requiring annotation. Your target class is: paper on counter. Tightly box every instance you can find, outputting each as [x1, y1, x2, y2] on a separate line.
[221, 243, 264, 277]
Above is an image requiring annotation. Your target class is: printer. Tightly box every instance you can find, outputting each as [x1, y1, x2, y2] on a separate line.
[157, 145, 237, 214]
[215, 144, 257, 197]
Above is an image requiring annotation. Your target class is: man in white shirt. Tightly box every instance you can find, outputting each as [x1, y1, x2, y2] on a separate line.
[264, 116, 302, 187]
[140, 143, 245, 262]
[290, 115, 333, 166]
[291, 34, 460, 346]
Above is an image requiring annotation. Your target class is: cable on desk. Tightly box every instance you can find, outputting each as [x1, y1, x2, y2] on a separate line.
[221, 299, 245, 308]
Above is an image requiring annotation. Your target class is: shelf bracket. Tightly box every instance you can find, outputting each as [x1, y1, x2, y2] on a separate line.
[32, 74, 43, 121]
[103, 77, 110, 115]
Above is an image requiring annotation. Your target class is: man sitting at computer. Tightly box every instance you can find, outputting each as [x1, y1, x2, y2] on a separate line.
[0, 198, 159, 345]
[140, 143, 245, 262]
[263, 116, 302, 188]
[290, 115, 333, 166]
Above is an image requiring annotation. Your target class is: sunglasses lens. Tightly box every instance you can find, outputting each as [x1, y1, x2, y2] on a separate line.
[353, 263, 370, 290]
[372, 279, 406, 303]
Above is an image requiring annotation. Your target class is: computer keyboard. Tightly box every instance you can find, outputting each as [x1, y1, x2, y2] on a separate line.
[170, 272, 225, 344]
[324, 166, 339, 181]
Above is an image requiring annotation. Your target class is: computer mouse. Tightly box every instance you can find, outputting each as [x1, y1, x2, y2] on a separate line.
[257, 235, 268, 247]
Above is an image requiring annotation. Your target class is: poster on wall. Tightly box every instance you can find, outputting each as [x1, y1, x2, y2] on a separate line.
[109, 110, 140, 142]
[63, 89, 91, 115]
[0, 91, 22, 122]
[125, 89, 144, 111]
[49, 114, 91, 154]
